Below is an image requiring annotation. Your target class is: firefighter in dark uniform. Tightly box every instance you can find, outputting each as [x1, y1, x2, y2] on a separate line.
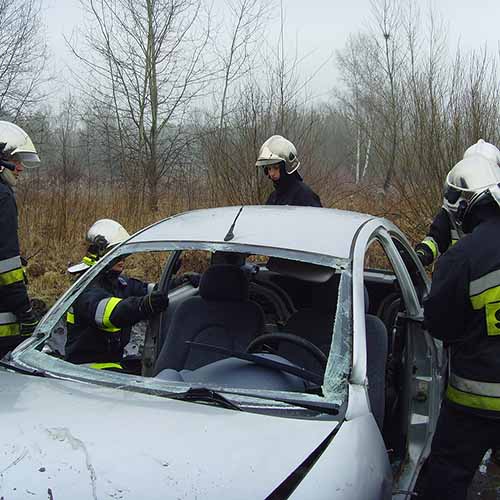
[421, 154, 500, 500]
[64, 219, 168, 369]
[255, 135, 322, 207]
[0, 121, 41, 357]
[416, 139, 500, 266]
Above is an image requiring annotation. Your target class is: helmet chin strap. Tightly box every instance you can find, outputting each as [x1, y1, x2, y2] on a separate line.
[0, 166, 17, 186]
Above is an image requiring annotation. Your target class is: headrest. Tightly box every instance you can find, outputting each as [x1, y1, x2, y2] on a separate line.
[200, 264, 249, 302]
[211, 251, 246, 267]
[311, 273, 340, 312]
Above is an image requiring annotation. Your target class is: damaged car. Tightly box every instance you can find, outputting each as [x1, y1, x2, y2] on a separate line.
[0, 206, 445, 499]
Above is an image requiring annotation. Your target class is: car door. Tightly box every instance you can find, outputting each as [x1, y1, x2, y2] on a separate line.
[372, 226, 444, 495]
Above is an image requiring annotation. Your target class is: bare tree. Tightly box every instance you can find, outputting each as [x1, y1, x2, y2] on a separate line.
[336, 0, 500, 230]
[0, 0, 48, 119]
[69, 0, 213, 211]
[217, 0, 268, 130]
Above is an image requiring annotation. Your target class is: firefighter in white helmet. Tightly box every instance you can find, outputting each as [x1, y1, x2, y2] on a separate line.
[65, 219, 169, 369]
[0, 121, 41, 356]
[415, 139, 500, 267]
[421, 154, 500, 499]
[255, 135, 322, 207]
[67, 219, 131, 275]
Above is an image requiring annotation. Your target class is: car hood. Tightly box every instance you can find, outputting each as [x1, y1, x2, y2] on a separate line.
[0, 370, 340, 499]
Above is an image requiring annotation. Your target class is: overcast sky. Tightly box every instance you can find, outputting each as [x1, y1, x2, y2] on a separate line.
[42, 0, 500, 103]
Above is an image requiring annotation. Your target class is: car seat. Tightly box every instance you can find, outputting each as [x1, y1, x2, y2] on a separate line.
[154, 264, 264, 373]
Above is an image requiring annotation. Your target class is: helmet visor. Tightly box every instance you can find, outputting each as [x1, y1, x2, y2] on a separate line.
[256, 158, 283, 167]
[14, 151, 40, 169]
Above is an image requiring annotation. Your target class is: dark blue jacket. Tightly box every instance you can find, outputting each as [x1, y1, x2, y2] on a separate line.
[0, 179, 31, 345]
[266, 169, 322, 207]
[424, 208, 500, 417]
[65, 273, 150, 364]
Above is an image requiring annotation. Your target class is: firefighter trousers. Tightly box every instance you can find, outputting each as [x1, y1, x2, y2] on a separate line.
[419, 400, 500, 500]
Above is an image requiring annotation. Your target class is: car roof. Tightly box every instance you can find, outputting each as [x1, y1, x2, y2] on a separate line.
[127, 205, 376, 259]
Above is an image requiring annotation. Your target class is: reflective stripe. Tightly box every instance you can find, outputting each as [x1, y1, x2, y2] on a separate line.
[0, 312, 17, 324]
[82, 256, 97, 267]
[0, 323, 20, 337]
[0, 267, 24, 286]
[447, 384, 500, 411]
[147, 283, 155, 294]
[450, 229, 460, 241]
[66, 306, 75, 325]
[470, 269, 500, 297]
[0, 256, 21, 273]
[470, 285, 500, 310]
[422, 237, 439, 259]
[450, 372, 500, 398]
[451, 239, 458, 246]
[469, 271, 500, 335]
[89, 362, 123, 370]
[0, 312, 19, 336]
[95, 297, 122, 332]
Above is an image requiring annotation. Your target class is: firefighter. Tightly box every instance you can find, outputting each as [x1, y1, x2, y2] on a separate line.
[421, 154, 500, 500]
[255, 135, 322, 207]
[64, 219, 168, 369]
[0, 121, 40, 357]
[415, 139, 500, 266]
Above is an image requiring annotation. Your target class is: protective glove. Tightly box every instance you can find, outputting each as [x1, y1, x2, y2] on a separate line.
[415, 244, 434, 267]
[139, 291, 169, 317]
[17, 309, 38, 336]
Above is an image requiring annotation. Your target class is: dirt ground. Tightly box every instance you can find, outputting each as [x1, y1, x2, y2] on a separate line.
[469, 451, 500, 499]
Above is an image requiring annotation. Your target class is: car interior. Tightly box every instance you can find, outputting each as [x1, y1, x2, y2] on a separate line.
[151, 246, 423, 445]
[43, 240, 431, 472]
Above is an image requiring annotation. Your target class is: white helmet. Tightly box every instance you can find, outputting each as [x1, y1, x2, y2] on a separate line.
[255, 135, 300, 174]
[444, 154, 500, 229]
[0, 121, 40, 186]
[68, 219, 130, 274]
[463, 139, 500, 165]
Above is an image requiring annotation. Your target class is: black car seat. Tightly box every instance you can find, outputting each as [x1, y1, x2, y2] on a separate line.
[275, 274, 340, 373]
[154, 264, 264, 373]
[365, 286, 389, 430]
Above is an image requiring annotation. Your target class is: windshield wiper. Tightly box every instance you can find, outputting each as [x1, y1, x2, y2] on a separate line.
[186, 341, 324, 385]
[163, 387, 241, 411]
[220, 389, 340, 415]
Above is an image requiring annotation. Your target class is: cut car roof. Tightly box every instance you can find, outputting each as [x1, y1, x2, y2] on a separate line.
[127, 206, 375, 260]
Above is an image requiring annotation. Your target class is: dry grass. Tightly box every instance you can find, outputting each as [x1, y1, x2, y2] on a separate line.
[17, 180, 433, 307]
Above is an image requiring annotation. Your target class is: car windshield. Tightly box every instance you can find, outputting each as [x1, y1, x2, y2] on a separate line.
[10, 242, 351, 415]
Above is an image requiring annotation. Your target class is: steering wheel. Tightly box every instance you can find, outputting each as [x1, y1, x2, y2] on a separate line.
[247, 333, 328, 369]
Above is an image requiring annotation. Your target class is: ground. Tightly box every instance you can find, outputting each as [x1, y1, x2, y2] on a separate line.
[469, 452, 500, 499]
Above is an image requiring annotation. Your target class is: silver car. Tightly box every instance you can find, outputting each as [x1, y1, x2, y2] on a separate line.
[0, 206, 444, 499]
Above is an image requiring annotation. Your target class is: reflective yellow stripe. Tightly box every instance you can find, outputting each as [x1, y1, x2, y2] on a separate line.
[66, 311, 75, 325]
[89, 362, 123, 370]
[469, 287, 500, 336]
[0, 323, 20, 337]
[447, 384, 500, 411]
[450, 372, 500, 398]
[451, 239, 458, 246]
[422, 238, 438, 259]
[470, 286, 500, 310]
[102, 297, 122, 332]
[0, 268, 24, 286]
[485, 302, 500, 336]
[82, 256, 97, 267]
